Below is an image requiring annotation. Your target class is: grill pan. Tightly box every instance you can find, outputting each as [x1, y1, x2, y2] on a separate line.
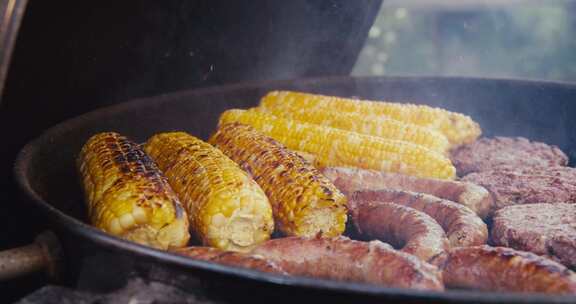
[9, 76, 576, 303]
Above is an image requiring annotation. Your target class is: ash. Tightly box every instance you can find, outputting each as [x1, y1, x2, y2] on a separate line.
[16, 278, 220, 304]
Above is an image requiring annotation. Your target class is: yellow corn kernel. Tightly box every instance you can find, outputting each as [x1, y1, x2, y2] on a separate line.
[219, 109, 456, 180]
[209, 122, 348, 237]
[144, 132, 274, 252]
[259, 90, 481, 146]
[77, 132, 190, 249]
[255, 106, 449, 154]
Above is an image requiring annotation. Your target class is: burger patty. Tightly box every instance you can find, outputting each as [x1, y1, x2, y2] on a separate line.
[450, 137, 568, 176]
[461, 166, 576, 211]
[492, 203, 576, 269]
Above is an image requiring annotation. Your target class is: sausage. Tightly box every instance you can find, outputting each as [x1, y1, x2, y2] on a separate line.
[434, 245, 576, 294]
[322, 167, 492, 218]
[349, 201, 449, 262]
[251, 236, 444, 291]
[351, 190, 488, 247]
[172, 246, 286, 274]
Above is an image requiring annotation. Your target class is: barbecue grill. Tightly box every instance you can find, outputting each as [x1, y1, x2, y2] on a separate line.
[2, 1, 576, 303]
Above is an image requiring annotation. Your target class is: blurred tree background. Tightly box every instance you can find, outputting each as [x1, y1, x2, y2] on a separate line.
[353, 1, 576, 82]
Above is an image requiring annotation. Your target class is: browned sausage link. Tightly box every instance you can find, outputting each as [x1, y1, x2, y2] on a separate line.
[435, 245, 576, 294]
[251, 236, 444, 291]
[351, 190, 488, 248]
[322, 167, 492, 218]
[350, 201, 449, 262]
[172, 247, 286, 274]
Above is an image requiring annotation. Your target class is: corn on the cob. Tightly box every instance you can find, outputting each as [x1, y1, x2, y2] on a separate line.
[209, 122, 348, 237]
[259, 90, 481, 147]
[144, 132, 274, 252]
[77, 132, 190, 249]
[219, 109, 456, 180]
[255, 106, 449, 154]
[293, 150, 321, 168]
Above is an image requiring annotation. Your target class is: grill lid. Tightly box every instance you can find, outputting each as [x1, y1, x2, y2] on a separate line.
[0, 0, 27, 104]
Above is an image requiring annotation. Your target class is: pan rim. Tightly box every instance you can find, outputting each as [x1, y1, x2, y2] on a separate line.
[13, 75, 576, 303]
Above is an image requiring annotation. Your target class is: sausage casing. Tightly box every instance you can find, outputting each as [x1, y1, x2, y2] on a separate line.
[350, 201, 449, 262]
[251, 236, 444, 291]
[435, 245, 576, 294]
[351, 190, 488, 247]
[173, 246, 285, 274]
[322, 167, 492, 218]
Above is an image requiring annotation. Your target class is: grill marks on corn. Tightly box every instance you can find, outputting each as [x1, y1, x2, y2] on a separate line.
[144, 132, 274, 252]
[77, 132, 190, 249]
[209, 123, 348, 237]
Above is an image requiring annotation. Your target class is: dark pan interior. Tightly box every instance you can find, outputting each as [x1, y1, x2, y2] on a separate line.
[15, 76, 576, 303]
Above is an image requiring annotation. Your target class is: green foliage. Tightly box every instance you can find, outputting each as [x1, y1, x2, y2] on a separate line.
[353, 3, 576, 82]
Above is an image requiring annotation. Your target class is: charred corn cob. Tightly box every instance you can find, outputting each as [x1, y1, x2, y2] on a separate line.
[259, 90, 481, 147]
[255, 106, 449, 154]
[77, 132, 190, 249]
[209, 123, 348, 237]
[219, 109, 456, 180]
[144, 132, 274, 252]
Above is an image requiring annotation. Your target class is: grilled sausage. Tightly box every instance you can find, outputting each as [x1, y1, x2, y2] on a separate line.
[349, 201, 449, 261]
[172, 247, 286, 274]
[434, 245, 576, 294]
[251, 236, 444, 291]
[351, 190, 488, 247]
[322, 167, 492, 218]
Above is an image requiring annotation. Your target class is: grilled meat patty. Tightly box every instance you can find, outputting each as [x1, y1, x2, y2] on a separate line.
[461, 166, 576, 211]
[492, 203, 576, 269]
[450, 137, 568, 176]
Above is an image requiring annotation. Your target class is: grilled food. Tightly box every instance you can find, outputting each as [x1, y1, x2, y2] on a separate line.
[219, 109, 456, 180]
[350, 190, 488, 248]
[462, 166, 576, 211]
[322, 167, 492, 218]
[434, 245, 576, 294]
[172, 246, 286, 274]
[492, 203, 576, 269]
[209, 123, 347, 238]
[350, 202, 449, 262]
[451, 137, 568, 176]
[144, 132, 274, 252]
[77, 132, 190, 249]
[256, 106, 450, 154]
[251, 236, 444, 291]
[259, 90, 481, 146]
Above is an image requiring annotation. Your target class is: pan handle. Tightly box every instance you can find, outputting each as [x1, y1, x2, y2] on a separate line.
[0, 231, 61, 281]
